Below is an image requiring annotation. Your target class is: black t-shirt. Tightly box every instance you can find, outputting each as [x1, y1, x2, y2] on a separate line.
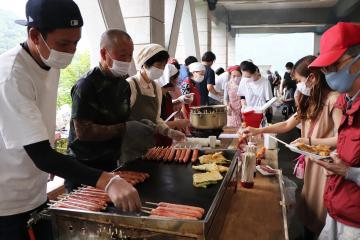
[68, 67, 131, 162]
[196, 65, 215, 105]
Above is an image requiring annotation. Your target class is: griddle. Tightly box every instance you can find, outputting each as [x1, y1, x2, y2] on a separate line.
[49, 149, 239, 240]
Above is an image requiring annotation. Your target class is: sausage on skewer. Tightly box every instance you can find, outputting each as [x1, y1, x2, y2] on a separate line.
[191, 148, 199, 162]
[183, 148, 192, 163]
[179, 149, 187, 162]
[167, 147, 176, 161]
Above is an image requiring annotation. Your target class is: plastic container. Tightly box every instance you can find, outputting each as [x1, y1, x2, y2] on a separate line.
[242, 111, 264, 128]
[241, 145, 257, 189]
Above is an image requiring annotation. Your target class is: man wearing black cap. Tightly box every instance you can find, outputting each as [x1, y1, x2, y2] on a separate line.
[0, 1, 141, 239]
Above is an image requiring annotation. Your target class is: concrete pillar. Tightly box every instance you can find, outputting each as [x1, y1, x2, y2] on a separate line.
[75, 0, 106, 67]
[313, 33, 321, 56]
[211, 21, 228, 70]
[195, 0, 211, 56]
[119, 0, 165, 65]
[175, 0, 202, 63]
[165, 0, 185, 57]
[227, 33, 236, 67]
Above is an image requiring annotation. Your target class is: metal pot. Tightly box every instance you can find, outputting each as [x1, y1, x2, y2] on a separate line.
[190, 105, 227, 129]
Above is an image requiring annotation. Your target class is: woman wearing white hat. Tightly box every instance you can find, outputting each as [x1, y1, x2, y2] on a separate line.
[155, 63, 191, 145]
[127, 44, 185, 142]
[181, 62, 206, 119]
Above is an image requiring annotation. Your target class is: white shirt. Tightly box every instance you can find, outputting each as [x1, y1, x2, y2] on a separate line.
[237, 76, 273, 107]
[208, 71, 229, 102]
[0, 45, 59, 216]
[127, 72, 164, 124]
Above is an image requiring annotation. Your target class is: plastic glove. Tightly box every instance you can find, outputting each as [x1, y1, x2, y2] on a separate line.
[167, 129, 186, 142]
[173, 94, 194, 104]
[105, 175, 141, 212]
[173, 119, 190, 131]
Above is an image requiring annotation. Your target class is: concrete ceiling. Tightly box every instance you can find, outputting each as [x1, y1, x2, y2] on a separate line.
[211, 0, 360, 35]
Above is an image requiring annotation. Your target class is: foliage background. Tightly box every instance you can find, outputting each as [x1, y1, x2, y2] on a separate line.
[0, 9, 91, 109]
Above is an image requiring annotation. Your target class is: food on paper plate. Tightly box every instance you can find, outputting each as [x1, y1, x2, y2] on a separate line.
[192, 163, 229, 173]
[198, 152, 230, 165]
[294, 143, 332, 156]
[193, 171, 223, 188]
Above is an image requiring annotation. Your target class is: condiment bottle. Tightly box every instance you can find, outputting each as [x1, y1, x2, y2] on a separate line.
[241, 145, 256, 188]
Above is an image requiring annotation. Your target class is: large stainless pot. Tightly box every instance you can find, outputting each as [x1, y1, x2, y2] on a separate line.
[190, 105, 227, 129]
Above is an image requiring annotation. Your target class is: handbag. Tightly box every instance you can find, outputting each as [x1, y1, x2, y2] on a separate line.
[293, 119, 317, 179]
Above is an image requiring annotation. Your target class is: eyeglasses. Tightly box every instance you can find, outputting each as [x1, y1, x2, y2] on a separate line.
[321, 56, 353, 74]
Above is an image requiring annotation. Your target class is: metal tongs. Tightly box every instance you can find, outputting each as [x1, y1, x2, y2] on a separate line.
[268, 135, 291, 147]
[164, 110, 180, 122]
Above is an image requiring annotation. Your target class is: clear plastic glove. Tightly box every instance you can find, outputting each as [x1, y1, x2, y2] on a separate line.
[173, 94, 194, 104]
[173, 119, 190, 131]
[167, 129, 186, 142]
[105, 175, 141, 212]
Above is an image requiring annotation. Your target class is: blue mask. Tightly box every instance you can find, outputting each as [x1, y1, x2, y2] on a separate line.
[325, 54, 360, 93]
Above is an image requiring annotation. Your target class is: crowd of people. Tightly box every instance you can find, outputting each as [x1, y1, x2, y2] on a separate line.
[0, 0, 359, 239]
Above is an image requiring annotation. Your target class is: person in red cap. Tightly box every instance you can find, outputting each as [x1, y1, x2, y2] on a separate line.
[309, 22, 360, 240]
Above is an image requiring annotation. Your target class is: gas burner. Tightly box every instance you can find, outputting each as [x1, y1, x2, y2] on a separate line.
[190, 128, 223, 138]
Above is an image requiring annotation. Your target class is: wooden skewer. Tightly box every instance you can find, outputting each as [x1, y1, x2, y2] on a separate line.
[145, 201, 158, 206]
[141, 206, 154, 211]
[141, 209, 151, 214]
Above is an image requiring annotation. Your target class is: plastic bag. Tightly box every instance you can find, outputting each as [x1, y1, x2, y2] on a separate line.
[283, 176, 298, 223]
[293, 154, 306, 179]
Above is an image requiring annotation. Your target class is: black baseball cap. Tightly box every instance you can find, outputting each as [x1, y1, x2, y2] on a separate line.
[15, 0, 83, 29]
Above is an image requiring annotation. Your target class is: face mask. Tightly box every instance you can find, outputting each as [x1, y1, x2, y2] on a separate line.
[107, 52, 130, 77]
[193, 75, 204, 83]
[325, 54, 360, 93]
[242, 77, 254, 82]
[296, 81, 311, 96]
[145, 66, 164, 80]
[232, 77, 241, 85]
[37, 34, 74, 69]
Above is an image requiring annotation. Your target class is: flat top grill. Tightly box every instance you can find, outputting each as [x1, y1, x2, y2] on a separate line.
[49, 150, 239, 239]
[108, 150, 236, 217]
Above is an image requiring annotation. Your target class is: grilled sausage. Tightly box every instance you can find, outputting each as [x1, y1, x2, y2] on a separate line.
[179, 149, 187, 162]
[174, 149, 182, 161]
[191, 148, 199, 162]
[167, 147, 176, 161]
[183, 148, 192, 163]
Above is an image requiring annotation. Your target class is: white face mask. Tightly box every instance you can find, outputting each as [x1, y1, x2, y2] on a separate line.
[145, 66, 164, 80]
[242, 77, 254, 82]
[232, 76, 241, 85]
[107, 52, 130, 77]
[193, 75, 204, 83]
[296, 82, 311, 96]
[37, 34, 74, 69]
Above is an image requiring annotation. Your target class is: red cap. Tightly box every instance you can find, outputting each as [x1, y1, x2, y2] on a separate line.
[309, 22, 360, 68]
[227, 65, 241, 73]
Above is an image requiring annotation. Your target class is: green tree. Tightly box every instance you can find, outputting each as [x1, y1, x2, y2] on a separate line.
[0, 9, 27, 54]
[57, 50, 90, 108]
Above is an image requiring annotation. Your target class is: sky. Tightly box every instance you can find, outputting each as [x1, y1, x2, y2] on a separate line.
[0, 0, 27, 17]
[1, 0, 316, 73]
[0, 0, 90, 50]
[236, 33, 315, 77]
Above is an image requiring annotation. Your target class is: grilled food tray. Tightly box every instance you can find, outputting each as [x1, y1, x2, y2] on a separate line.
[286, 145, 331, 161]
